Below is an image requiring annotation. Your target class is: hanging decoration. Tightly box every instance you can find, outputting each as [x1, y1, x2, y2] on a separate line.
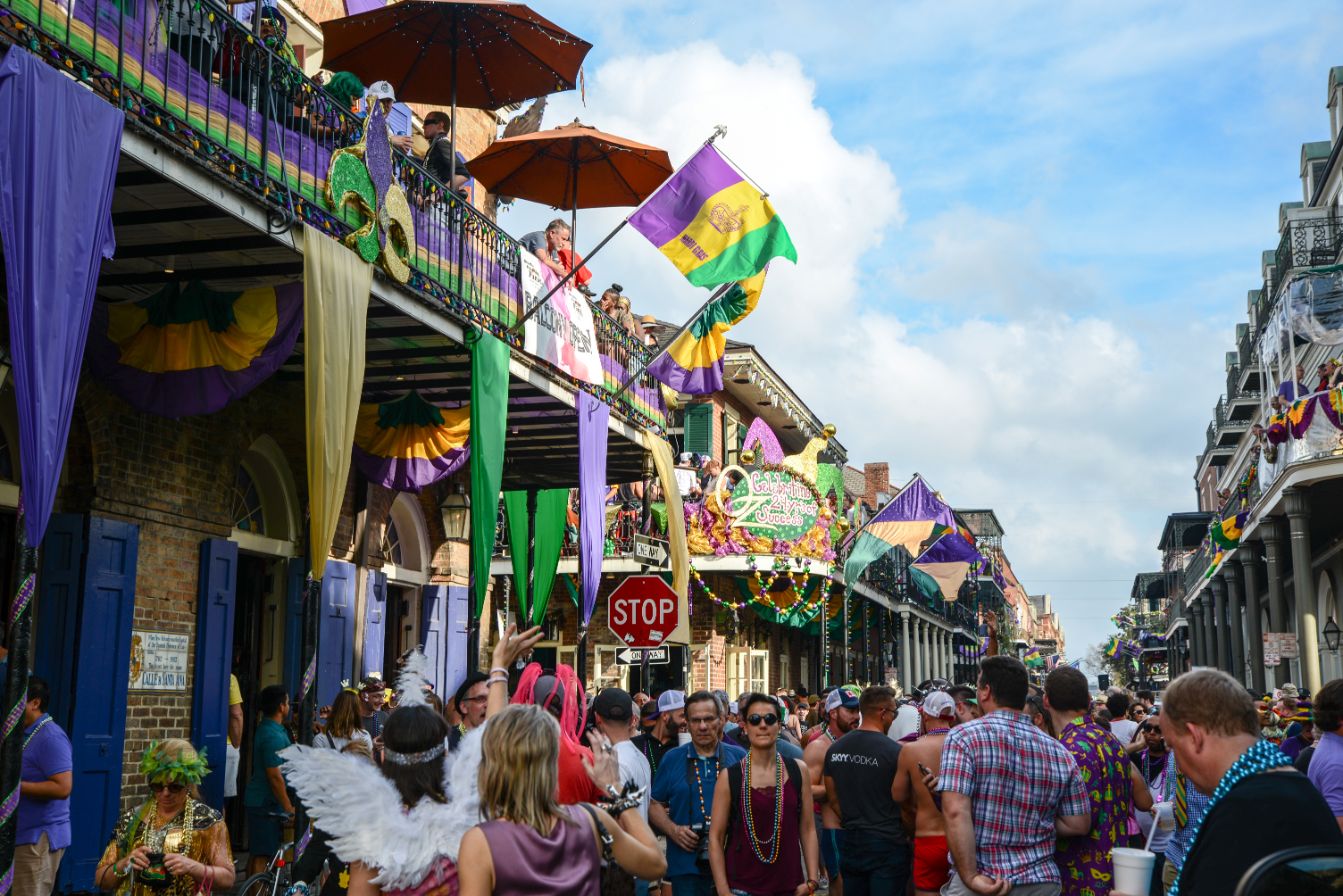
[741, 416, 785, 464]
[87, 281, 304, 418]
[577, 393, 609, 632]
[843, 474, 956, 596]
[504, 490, 568, 626]
[468, 328, 510, 617]
[326, 101, 416, 282]
[912, 529, 984, 602]
[351, 391, 469, 493]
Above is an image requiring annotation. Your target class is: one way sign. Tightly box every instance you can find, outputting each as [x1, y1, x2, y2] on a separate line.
[616, 647, 670, 665]
[634, 535, 669, 567]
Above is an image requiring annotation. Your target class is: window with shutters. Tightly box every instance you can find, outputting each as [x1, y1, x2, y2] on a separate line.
[682, 403, 713, 456]
[723, 409, 743, 466]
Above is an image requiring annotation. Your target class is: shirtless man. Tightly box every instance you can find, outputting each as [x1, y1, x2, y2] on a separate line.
[892, 691, 957, 896]
[804, 686, 860, 896]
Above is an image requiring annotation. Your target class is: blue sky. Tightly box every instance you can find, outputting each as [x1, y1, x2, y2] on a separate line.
[502, 1, 1343, 672]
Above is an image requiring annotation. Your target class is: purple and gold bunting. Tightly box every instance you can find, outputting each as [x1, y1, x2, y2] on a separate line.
[351, 391, 469, 493]
[87, 281, 303, 418]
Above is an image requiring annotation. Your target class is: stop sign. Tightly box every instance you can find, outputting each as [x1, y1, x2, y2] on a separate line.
[608, 575, 680, 648]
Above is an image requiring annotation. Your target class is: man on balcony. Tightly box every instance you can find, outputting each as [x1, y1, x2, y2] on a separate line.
[422, 111, 470, 196]
[1277, 363, 1309, 402]
[521, 220, 593, 296]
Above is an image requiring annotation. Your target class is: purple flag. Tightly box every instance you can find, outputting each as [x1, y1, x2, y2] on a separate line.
[916, 530, 982, 565]
[577, 392, 608, 627]
[0, 48, 123, 544]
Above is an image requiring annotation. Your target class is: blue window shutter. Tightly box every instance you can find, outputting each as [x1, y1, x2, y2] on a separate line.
[363, 569, 387, 678]
[420, 584, 448, 694]
[35, 513, 84, 730]
[446, 585, 470, 696]
[191, 539, 238, 811]
[317, 560, 357, 705]
[682, 404, 713, 456]
[283, 558, 306, 696]
[63, 516, 138, 893]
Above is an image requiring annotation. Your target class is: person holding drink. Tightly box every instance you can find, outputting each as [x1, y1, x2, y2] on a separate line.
[95, 740, 236, 896]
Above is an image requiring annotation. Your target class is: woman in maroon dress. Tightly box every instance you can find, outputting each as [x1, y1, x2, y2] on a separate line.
[708, 694, 819, 896]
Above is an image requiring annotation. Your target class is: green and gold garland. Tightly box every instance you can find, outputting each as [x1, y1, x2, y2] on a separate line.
[138, 742, 209, 785]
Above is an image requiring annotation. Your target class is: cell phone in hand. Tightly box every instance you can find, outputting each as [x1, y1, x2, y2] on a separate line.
[917, 762, 931, 776]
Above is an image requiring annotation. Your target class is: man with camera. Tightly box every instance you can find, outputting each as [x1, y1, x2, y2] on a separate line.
[650, 691, 745, 896]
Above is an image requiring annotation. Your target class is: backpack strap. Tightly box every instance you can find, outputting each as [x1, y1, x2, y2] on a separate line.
[725, 759, 744, 841]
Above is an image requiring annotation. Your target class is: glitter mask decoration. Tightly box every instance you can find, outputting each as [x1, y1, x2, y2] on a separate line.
[326, 102, 417, 282]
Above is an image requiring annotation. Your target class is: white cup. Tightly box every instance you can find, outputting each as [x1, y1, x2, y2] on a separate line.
[1153, 801, 1175, 832]
[678, 732, 692, 746]
[1111, 847, 1156, 896]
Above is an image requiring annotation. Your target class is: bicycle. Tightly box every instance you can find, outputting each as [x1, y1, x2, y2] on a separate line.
[235, 816, 295, 896]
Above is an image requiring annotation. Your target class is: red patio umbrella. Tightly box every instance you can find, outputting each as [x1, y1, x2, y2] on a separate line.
[320, 0, 591, 188]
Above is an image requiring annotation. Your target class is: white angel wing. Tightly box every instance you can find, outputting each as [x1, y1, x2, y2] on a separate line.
[280, 725, 488, 889]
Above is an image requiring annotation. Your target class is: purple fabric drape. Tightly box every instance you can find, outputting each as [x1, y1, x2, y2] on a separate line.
[577, 392, 609, 627]
[0, 48, 123, 544]
[868, 475, 955, 527]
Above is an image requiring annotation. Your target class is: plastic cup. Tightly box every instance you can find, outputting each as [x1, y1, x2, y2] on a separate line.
[678, 732, 692, 746]
[1154, 801, 1175, 832]
[1112, 847, 1156, 896]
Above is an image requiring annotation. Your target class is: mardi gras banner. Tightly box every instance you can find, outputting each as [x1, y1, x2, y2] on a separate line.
[520, 254, 603, 386]
[352, 391, 469, 493]
[88, 281, 303, 418]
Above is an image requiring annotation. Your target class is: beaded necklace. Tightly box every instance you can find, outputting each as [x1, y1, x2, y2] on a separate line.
[1140, 747, 1168, 785]
[692, 752, 719, 822]
[741, 754, 784, 865]
[920, 727, 950, 739]
[1168, 739, 1290, 896]
[823, 726, 838, 744]
[643, 738, 661, 777]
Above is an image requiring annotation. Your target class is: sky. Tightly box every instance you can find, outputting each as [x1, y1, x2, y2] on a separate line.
[497, 0, 1343, 665]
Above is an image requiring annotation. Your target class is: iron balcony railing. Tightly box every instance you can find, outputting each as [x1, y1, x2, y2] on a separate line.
[1274, 214, 1343, 278]
[1182, 545, 1212, 596]
[0, 0, 666, 429]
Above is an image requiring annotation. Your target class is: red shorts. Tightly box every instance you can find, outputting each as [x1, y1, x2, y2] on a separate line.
[912, 835, 950, 891]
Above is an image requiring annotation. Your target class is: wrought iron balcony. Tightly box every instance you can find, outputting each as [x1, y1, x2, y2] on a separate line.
[1274, 214, 1343, 288]
[0, 0, 666, 430]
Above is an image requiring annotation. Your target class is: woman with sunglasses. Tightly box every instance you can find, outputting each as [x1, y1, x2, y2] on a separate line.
[708, 693, 819, 896]
[95, 740, 236, 896]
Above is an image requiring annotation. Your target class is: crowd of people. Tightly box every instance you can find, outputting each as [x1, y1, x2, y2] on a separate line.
[18, 633, 1343, 896]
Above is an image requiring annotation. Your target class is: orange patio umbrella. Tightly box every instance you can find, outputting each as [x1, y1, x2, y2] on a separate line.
[467, 119, 673, 250]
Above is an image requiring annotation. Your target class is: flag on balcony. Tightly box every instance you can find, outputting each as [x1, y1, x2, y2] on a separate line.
[1104, 636, 1122, 658]
[646, 270, 766, 394]
[629, 143, 796, 288]
[1024, 647, 1043, 669]
[88, 281, 304, 419]
[1209, 511, 1246, 550]
[843, 475, 955, 596]
[912, 529, 983, 601]
[351, 391, 469, 493]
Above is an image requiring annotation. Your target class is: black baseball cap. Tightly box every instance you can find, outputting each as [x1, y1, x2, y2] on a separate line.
[592, 687, 635, 722]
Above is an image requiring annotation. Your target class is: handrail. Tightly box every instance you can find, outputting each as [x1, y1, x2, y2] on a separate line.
[0, 0, 665, 428]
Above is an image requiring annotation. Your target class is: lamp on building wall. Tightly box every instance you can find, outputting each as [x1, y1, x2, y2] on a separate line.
[1324, 617, 1341, 652]
[439, 482, 470, 541]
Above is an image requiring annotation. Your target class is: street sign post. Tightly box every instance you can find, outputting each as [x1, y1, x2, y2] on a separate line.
[616, 647, 670, 665]
[607, 575, 680, 648]
[633, 535, 670, 568]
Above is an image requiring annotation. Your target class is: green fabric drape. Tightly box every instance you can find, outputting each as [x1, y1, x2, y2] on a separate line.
[468, 328, 509, 616]
[504, 489, 568, 626]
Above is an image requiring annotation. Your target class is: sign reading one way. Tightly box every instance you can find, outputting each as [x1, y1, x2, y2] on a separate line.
[608, 575, 680, 648]
[616, 647, 671, 665]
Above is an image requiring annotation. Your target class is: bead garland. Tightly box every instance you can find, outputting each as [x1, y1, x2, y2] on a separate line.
[692, 754, 719, 823]
[741, 754, 784, 865]
[920, 727, 950, 739]
[1167, 739, 1291, 896]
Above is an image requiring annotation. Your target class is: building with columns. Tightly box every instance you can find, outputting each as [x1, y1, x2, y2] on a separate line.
[1153, 64, 1343, 696]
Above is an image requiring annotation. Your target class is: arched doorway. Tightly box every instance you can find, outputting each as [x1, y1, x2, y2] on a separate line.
[375, 494, 430, 676]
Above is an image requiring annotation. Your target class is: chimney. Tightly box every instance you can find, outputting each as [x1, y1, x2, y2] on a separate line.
[863, 462, 889, 509]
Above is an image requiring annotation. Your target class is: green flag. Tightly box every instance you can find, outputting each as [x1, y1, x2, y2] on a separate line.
[504, 489, 568, 626]
[468, 328, 509, 617]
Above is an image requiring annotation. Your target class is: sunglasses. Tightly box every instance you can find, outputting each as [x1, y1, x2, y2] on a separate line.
[149, 782, 186, 794]
[747, 713, 779, 727]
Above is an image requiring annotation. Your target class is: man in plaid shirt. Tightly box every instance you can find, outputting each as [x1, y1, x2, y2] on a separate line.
[940, 657, 1090, 896]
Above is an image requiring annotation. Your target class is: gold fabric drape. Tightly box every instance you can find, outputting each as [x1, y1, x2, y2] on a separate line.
[303, 225, 372, 578]
[644, 432, 690, 644]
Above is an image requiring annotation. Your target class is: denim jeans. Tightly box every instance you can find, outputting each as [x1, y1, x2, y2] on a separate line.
[669, 874, 715, 896]
[838, 830, 911, 896]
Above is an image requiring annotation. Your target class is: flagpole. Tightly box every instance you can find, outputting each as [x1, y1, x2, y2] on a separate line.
[508, 126, 729, 336]
[609, 281, 734, 403]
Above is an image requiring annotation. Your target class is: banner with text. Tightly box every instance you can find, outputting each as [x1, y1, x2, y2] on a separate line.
[521, 254, 603, 386]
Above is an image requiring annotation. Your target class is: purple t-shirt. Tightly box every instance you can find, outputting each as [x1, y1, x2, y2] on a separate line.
[18, 715, 72, 848]
[1308, 731, 1343, 818]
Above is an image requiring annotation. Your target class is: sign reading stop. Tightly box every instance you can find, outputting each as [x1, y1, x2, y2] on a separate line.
[608, 575, 680, 648]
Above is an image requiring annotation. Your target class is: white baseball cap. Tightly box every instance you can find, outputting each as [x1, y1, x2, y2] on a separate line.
[653, 689, 685, 717]
[366, 80, 396, 104]
[921, 691, 957, 720]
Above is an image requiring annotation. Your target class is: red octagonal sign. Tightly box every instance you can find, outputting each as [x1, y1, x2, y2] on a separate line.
[608, 575, 680, 648]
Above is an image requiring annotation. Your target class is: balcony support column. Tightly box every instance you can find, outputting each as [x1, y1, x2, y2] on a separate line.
[912, 617, 924, 687]
[1286, 489, 1323, 694]
[1224, 562, 1247, 686]
[1262, 518, 1289, 688]
[899, 610, 912, 692]
[1210, 575, 1229, 673]
[1206, 593, 1218, 668]
[1238, 544, 1267, 694]
[1189, 599, 1205, 667]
